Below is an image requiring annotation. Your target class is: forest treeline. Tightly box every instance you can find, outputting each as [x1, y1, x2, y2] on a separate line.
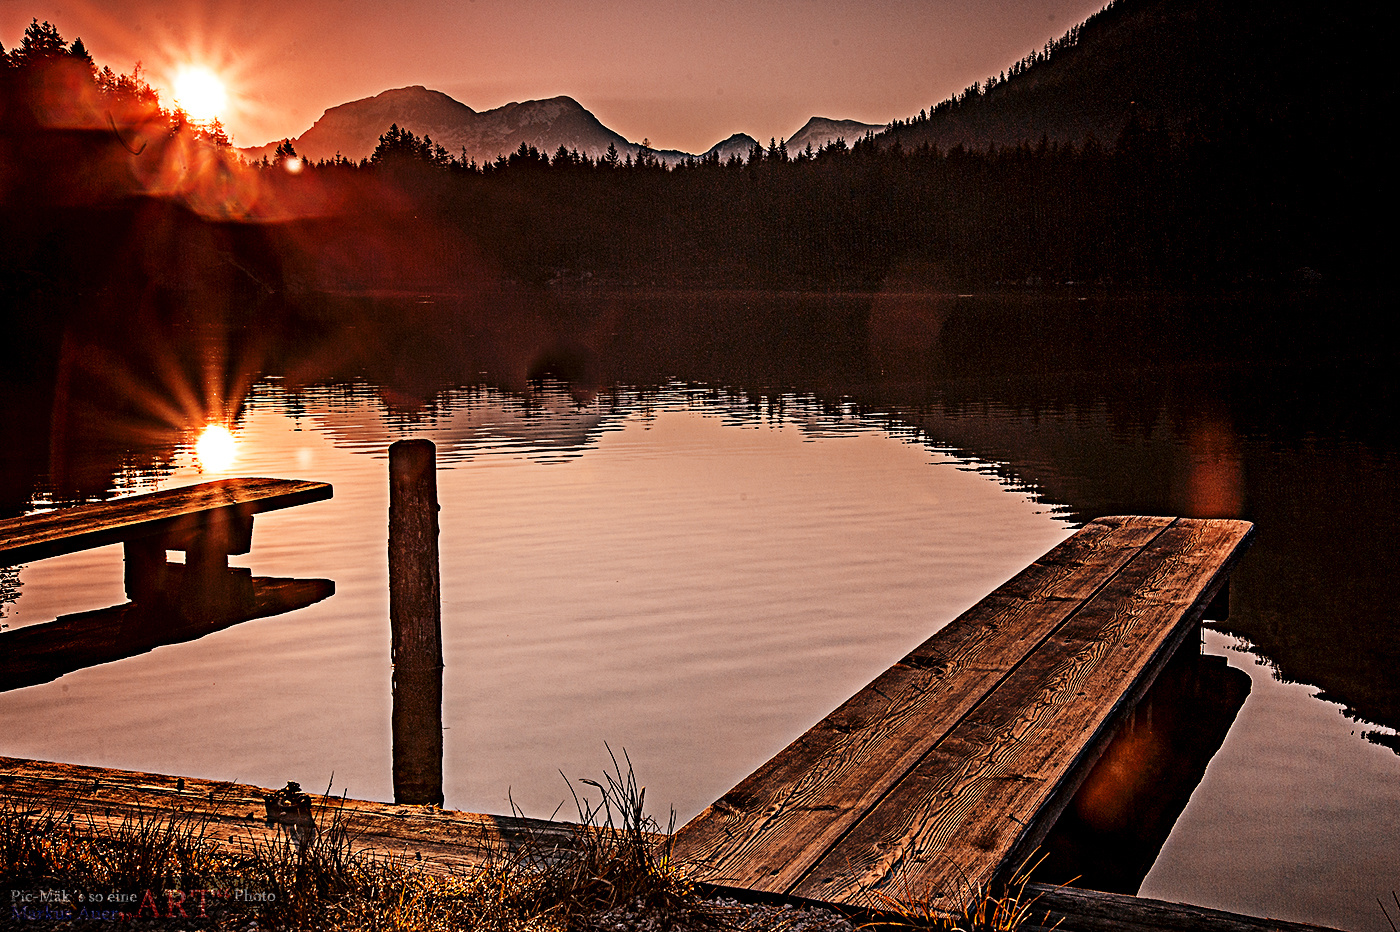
[1, 10, 1381, 309]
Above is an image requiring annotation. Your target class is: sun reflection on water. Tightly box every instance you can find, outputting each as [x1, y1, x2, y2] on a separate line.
[193, 424, 238, 473]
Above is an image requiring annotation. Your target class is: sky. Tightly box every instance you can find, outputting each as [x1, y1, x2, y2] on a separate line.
[3, 0, 1108, 154]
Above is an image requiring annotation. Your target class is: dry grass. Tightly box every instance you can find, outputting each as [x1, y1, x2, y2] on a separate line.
[0, 751, 745, 931]
[858, 853, 1060, 932]
[4, 752, 1030, 932]
[1379, 890, 1399, 932]
[1, 796, 233, 900]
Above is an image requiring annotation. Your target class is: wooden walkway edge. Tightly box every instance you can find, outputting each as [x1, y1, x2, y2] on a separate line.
[0, 758, 1341, 932]
[0, 478, 333, 566]
[1020, 884, 1342, 932]
[0, 757, 576, 876]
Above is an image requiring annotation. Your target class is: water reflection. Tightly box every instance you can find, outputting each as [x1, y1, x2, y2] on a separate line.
[0, 286, 1395, 930]
[4, 288, 1393, 750]
[195, 424, 240, 473]
[1035, 646, 1252, 894]
[0, 573, 334, 691]
[299, 385, 611, 464]
[2, 299, 268, 509]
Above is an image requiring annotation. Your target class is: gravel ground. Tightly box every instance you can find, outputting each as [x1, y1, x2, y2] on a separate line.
[577, 896, 861, 932]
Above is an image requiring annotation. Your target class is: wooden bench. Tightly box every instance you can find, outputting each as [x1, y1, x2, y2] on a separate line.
[671, 515, 1254, 915]
[0, 478, 335, 689]
[0, 477, 333, 606]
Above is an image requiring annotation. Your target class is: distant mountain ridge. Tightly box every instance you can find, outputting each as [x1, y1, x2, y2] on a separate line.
[237, 0, 1381, 169]
[788, 118, 882, 154]
[240, 87, 635, 165]
[241, 88, 884, 166]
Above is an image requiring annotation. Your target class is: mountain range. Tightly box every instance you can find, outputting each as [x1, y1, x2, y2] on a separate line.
[242, 0, 1379, 174]
[239, 88, 881, 167]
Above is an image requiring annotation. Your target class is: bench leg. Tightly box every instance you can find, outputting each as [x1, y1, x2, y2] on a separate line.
[124, 536, 253, 623]
[184, 537, 230, 580]
[124, 538, 169, 604]
[125, 538, 228, 602]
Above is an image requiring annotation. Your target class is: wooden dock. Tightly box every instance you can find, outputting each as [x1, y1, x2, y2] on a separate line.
[4, 510, 1341, 930]
[0, 757, 1337, 932]
[670, 516, 1253, 910]
[0, 477, 333, 568]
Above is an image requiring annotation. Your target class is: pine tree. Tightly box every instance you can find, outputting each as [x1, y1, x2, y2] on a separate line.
[200, 117, 232, 148]
[14, 19, 67, 67]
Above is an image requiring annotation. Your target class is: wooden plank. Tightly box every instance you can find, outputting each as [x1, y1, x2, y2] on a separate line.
[0, 478, 333, 565]
[0, 757, 577, 875]
[994, 518, 1252, 878]
[1021, 884, 1344, 932]
[790, 519, 1253, 907]
[671, 516, 1175, 893]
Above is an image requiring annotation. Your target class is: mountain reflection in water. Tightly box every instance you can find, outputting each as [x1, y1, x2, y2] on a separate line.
[0, 287, 1396, 931]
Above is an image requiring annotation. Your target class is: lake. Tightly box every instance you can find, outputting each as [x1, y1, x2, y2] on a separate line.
[1, 288, 1396, 931]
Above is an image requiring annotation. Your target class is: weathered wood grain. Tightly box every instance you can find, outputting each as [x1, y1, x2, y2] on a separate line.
[389, 439, 444, 806]
[0, 760, 1336, 932]
[0, 513, 1298, 932]
[0, 478, 333, 565]
[0, 757, 577, 875]
[674, 516, 1253, 915]
[792, 519, 1252, 906]
[671, 516, 1174, 892]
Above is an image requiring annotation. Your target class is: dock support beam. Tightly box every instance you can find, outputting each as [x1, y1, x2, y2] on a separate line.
[389, 439, 444, 806]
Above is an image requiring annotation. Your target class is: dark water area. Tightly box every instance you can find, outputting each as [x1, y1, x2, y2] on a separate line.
[2, 285, 1396, 928]
[1037, 647, 1254, 894]
[878, 292, 1400, 747]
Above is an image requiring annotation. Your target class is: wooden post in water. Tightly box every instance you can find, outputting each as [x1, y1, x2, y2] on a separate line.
[389, 439, 444, 806]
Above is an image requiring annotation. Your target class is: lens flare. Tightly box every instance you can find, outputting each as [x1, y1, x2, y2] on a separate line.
[195, 424, 238, 473]
[173, 65, 228, 122]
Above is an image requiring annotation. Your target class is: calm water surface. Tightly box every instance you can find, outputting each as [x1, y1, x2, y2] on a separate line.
[1, 386, 1071, 816]
[2, 290, 1396, 931]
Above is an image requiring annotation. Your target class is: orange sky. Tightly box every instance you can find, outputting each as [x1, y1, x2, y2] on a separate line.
[4, 0, 1107, 154]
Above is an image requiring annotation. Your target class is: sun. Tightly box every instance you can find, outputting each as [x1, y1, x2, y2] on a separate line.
[172, 65, 228, 122]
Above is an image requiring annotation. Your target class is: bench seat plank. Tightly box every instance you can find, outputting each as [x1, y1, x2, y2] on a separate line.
[673, 516, 1253, 913]
[0, 478, 333, 565]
